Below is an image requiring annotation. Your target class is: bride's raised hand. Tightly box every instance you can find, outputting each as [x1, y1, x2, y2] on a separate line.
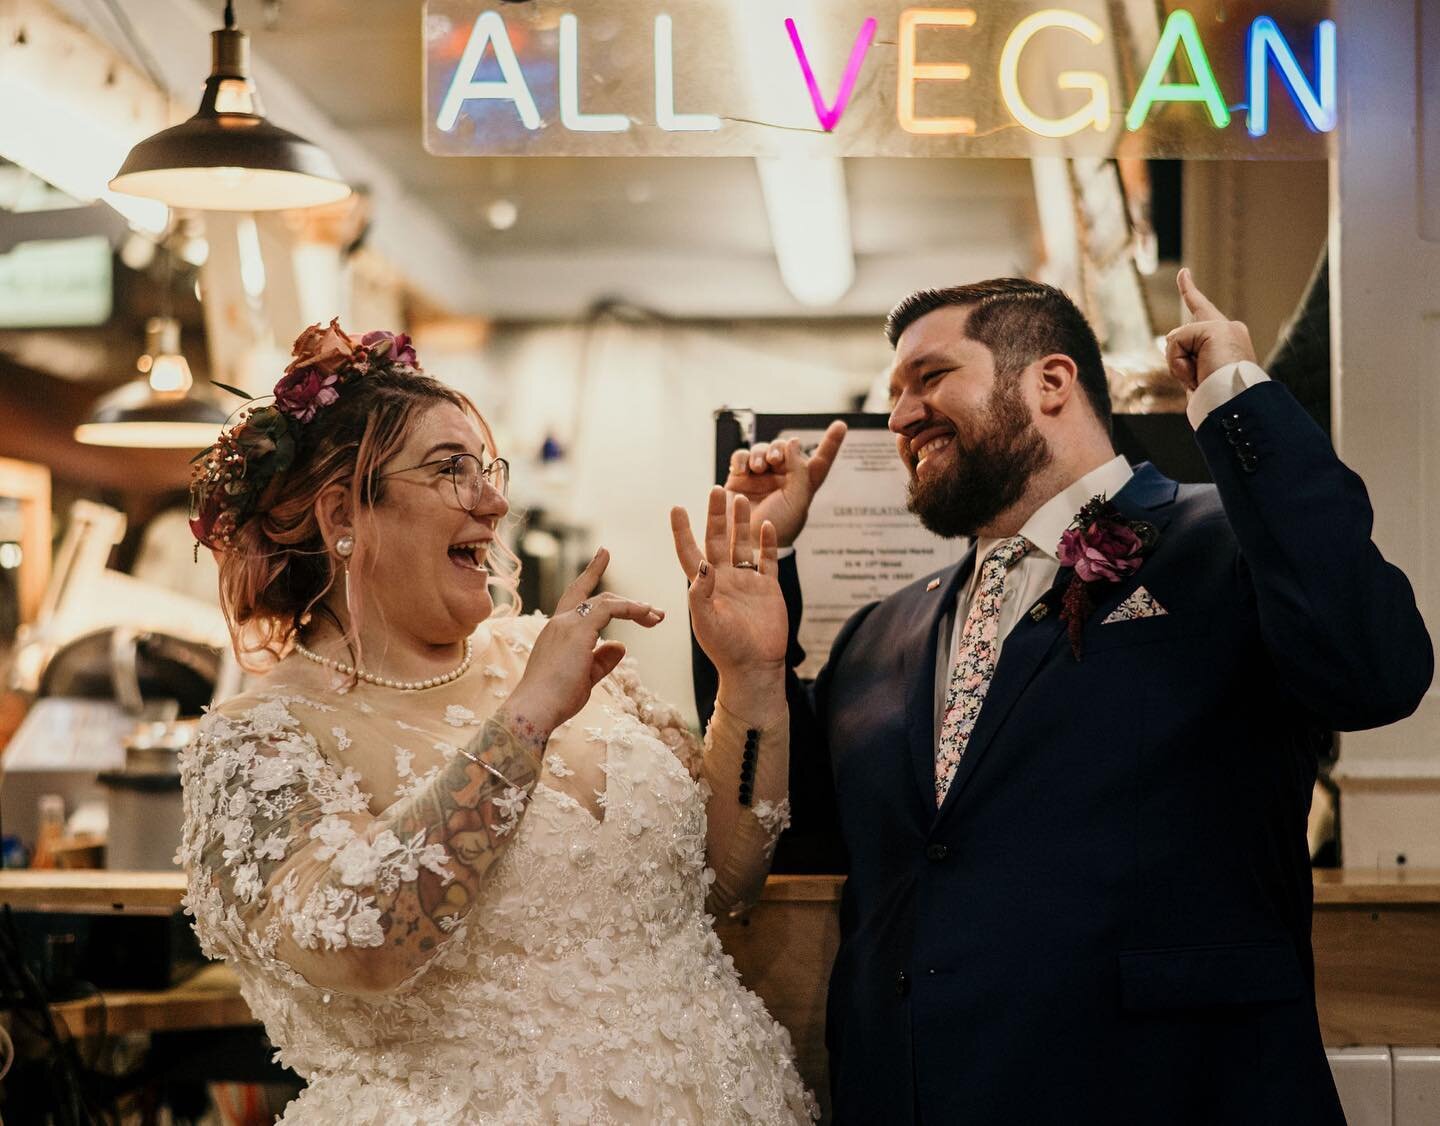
[670, 487, 787, 681]
[507, 548, 664, 734]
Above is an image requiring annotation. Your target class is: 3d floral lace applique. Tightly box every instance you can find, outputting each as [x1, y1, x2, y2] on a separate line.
[751, 798, 792, 844]
[331, 726, 352, 752]
[443, 704, 477, 728]
[491, 787, 529, 837]
[544, 752, 575, 779]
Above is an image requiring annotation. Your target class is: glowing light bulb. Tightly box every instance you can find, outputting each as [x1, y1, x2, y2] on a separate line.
[147, 353, 193, 394]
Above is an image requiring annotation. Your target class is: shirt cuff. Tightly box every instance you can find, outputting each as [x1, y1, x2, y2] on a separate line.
[776, 546, 795, 560]
[1185, 361, 1271, 430]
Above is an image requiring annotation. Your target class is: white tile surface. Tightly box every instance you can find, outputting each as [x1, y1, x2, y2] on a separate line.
[1394, 1048, 1440, 1126]
[1327, 1047, 1393, 1126]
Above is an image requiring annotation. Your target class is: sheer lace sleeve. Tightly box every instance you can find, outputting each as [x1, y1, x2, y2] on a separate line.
[699, 700, 790, 918]
[177, 696, 544, 996]
[603, 662, 788, 918]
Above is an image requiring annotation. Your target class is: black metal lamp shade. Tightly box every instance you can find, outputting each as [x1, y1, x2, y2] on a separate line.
[74, 381, 227, 448]
[109, 22, 350, 211]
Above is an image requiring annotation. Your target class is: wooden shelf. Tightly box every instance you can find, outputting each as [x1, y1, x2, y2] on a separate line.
[0, 870, 187, 912]
[8, 869, 1439, 1055]
[6, 868, 1439, 913]
[1312, 868, 1440, 905]
[48, 963, 254, 1038]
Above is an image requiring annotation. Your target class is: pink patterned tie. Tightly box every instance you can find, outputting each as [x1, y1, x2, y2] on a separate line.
[935, 535, 1033, 806]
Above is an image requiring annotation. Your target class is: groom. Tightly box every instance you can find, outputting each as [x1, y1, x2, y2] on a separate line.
[709, 272, 1432, 1124]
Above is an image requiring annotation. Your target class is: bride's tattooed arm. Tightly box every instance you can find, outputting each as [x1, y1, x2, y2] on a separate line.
[183, 705, 549, 996]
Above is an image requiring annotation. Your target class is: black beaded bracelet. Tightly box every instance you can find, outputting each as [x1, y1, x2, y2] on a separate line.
[738, 727, 760, 806]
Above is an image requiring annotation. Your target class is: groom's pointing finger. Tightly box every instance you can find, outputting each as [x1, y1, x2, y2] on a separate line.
[1178, 267, 1225, 323]
[807, 420, 848, 491]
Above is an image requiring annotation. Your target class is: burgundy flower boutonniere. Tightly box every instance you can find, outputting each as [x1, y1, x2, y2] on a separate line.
[1055, 494, 1160, 659]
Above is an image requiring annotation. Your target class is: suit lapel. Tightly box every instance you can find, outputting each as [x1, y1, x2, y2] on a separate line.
[932, 463, 1180, 826]
[906, 545, 975, 815]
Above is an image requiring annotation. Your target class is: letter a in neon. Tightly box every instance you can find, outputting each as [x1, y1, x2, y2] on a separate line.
[436, 11, 540, 132]
[785, 17, 878, 132]
[1125, 10, 1230, 132]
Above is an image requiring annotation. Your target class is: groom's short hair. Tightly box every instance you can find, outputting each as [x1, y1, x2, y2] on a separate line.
[885, 279, 1112, 433]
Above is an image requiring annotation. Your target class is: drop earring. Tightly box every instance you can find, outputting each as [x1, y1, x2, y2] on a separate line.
[336, 535, 356, 623]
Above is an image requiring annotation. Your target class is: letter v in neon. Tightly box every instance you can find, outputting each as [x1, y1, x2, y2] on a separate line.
[785, 17, 878, 132]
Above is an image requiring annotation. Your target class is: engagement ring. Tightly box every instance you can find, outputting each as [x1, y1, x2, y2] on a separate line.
[576, 601, 593, 617]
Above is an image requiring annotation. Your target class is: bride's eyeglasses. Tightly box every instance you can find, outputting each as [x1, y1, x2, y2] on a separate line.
[382, 453, 509, 511]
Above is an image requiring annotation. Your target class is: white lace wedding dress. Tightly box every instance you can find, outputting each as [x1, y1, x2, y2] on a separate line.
[177, 612, 816, 1124]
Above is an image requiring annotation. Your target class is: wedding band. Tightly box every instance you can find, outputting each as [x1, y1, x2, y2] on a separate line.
[576, 601, 592, 617]
[734, 561, 758, 570]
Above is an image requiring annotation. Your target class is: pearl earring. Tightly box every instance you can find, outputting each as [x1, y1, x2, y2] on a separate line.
[336, 535, 354, 558]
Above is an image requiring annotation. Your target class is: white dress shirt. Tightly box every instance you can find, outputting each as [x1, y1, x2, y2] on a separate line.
[931, 361, 1271, 736]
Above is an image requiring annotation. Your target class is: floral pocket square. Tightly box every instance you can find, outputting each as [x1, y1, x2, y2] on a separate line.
[1102, 587, 1168, 624]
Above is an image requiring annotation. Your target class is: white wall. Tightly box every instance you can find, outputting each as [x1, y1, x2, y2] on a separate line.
[1330, 0, 1440, 777]
[432, 318, 890, 724]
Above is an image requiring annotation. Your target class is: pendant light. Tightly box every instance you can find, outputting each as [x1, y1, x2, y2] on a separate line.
[108, 1, 350, 211]
[74, 316, 227, 448]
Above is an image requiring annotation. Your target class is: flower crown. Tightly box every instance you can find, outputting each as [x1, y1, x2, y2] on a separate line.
[189, 318, 419, 551]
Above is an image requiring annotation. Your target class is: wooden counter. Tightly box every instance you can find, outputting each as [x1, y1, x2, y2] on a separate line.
[1311, 868, 1440, 1046]
[4, 869, 1437, 1082]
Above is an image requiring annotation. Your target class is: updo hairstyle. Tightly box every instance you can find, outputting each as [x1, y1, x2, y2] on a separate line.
[215, 368, 518, 669]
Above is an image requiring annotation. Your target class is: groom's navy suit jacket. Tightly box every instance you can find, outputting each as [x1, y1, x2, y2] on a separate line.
[767, 383, 1430, 1125]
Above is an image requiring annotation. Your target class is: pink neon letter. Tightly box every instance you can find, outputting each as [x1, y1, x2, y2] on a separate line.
[785, 17, 878, 132]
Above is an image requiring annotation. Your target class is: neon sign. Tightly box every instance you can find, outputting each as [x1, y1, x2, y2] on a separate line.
[424, 1, 1337, 158]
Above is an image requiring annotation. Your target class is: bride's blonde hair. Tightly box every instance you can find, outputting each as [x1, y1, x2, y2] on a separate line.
[215, 367, 519, 671]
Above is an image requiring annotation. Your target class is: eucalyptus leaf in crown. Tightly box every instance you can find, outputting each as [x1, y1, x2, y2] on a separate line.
[189, 318, 418, 552]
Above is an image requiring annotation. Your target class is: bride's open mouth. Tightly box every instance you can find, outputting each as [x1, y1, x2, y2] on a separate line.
[448, 539, 490, 573]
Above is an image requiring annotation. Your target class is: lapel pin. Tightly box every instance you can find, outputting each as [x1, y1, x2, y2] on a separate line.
[926, 578, 942, 592]
[1029, 602, 1050, 621]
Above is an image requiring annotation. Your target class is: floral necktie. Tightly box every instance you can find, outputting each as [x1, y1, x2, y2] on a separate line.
[934, 535, 1033, 807]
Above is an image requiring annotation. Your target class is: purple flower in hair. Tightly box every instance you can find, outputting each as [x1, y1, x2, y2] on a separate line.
[361, 330, 417, 366]
[273, 367, 341, 422]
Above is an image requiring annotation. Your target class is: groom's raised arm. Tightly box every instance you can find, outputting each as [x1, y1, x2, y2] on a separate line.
[1172, 270, 1433, 730]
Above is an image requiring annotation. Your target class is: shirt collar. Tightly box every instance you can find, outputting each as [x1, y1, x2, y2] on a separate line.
[1021, 454, 1134, 562]
[967, 454, 1134, 592]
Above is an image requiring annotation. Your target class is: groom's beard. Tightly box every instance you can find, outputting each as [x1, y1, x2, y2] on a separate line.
[906, 377, 1052, 540]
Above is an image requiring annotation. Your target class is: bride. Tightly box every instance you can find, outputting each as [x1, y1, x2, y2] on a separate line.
[178, 321, 816, 1123]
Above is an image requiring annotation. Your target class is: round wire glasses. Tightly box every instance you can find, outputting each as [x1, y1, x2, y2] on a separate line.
[383, 453, 509, 512]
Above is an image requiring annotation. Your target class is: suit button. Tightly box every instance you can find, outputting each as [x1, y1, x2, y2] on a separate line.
[925, 843, 950, 862]
[895, 970, 910, 997]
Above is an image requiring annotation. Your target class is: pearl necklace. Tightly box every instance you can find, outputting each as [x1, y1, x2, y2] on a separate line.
[295, 638, 473, 691]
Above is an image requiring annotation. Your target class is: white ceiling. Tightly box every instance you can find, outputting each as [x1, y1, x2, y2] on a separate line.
[63, 0, 1042, 319]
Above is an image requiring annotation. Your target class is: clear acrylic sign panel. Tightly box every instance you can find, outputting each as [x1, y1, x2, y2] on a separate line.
[424, 0, 1337, 158]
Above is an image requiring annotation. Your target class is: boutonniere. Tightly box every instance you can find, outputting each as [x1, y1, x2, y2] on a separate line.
[1056, 494, 1160, 659]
